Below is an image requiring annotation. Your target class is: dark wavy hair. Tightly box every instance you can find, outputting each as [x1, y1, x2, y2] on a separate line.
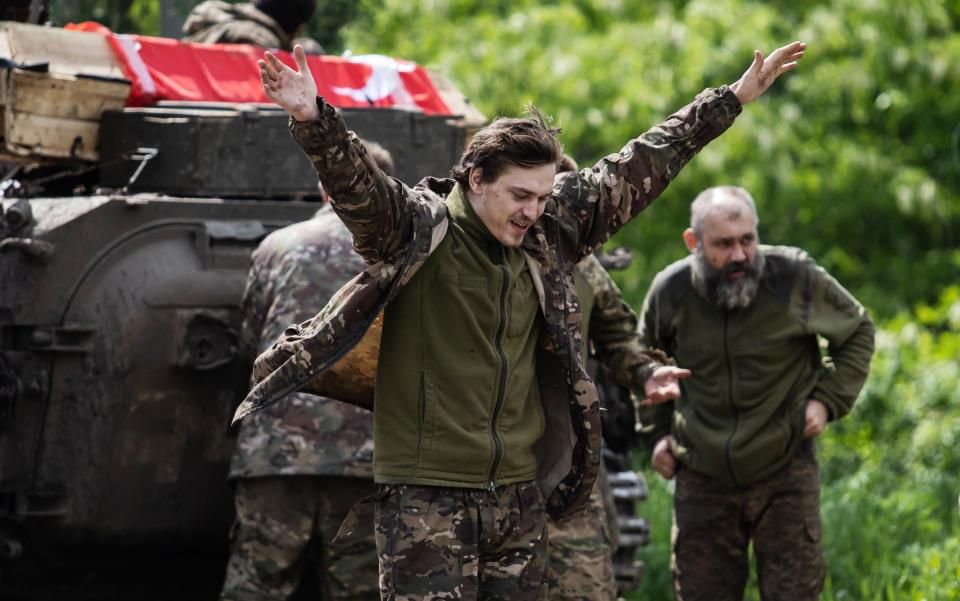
[451, 106, 563, 189]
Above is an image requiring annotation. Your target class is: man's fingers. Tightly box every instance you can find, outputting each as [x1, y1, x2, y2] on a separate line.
[786, 49, 806, 61]
[768, 44, 805, 71]
[259, 67, 279, 99]
[777, 61, 799, 76]
[258, 59, 278, 81]
[293, 44, 310, 74]
[674, 368, 693, 380]
[654, 454, 677, 479]
[750, 50, 764, 75]
[264, 51, 288, 74]
[803, 418, 823, 438]
[260, 77, 276, 98]
[768, 41, 805, 63]
[259, 62, 278, 84]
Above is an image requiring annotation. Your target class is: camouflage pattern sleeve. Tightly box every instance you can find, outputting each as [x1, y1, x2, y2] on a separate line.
[288, 100, 421, 265]
[181, 1, 290, 49]
[635, 273, 676, 450]
[552, 87, 743, 259]
[579, 255, 669, 390]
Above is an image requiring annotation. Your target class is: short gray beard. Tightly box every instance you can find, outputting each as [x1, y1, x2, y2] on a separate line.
[692, 246, 765, 309]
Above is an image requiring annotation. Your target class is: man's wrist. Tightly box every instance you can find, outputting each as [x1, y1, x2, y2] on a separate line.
[635, 362, 662, 389]
[290, 96, 323, 122]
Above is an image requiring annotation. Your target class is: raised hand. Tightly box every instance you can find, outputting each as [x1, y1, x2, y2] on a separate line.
[730, 41, 806, 105]
[259, 45, 320, 122]
[640, 365, 692, 407]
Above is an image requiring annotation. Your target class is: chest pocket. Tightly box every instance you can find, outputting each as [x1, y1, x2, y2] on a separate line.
[508, 269, 538, 338]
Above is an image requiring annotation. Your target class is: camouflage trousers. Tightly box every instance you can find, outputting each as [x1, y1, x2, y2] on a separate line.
[374, 480, 549, 601]
[672, 441, 826, 601]
[220, 476, 379, 601]
[548, 466, 617, 601]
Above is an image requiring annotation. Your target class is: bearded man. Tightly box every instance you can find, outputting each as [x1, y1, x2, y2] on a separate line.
[637, 185, 875, 601]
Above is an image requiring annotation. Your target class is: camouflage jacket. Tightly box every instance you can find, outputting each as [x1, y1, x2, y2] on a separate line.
[233, 87, 742, 518]
[575, 254, 668, 392]
[230, 206, 373, 479]
[182, 0, 291, 50]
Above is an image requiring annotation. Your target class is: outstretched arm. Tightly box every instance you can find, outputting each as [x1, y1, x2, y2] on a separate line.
[259, 46, 417, 264]
[557, 42, 806, 258]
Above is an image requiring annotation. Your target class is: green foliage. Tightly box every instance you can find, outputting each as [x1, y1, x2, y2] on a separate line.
[48, 0, 162, 33]
[341, 0, 960, 318]
[632, 289, 960, 600]
[302, 0, 375, 54]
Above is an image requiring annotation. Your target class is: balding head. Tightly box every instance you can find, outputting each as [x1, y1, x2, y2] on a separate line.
[683, 186, 765, 309]
[690, 186, 759, 239]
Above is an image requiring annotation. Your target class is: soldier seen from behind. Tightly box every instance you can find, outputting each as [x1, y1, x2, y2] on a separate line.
[237, 41, 806, 599]
[220, 142, 396, 601]
[549, 155, 672, 600]
[638, 186, 876, 600]
[183, 0, 323, 54]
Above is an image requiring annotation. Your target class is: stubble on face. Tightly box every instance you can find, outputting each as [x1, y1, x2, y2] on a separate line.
[469, 163, 555, 248]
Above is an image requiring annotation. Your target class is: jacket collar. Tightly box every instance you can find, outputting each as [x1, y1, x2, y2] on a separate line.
[446, 183, 497, 244]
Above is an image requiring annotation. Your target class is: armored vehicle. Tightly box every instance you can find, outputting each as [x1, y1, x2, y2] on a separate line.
[0, 21, 647, 599]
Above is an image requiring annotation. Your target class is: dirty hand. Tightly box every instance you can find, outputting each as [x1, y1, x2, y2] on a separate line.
[259, 45, 319, 122]
[652, 436, 678, 480]
[803, 399, 829, 438]
[730, 41, 806, 105]
[640, 365, 692, 407]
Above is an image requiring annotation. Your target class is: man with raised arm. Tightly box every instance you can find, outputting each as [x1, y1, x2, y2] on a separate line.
[235, 42, 805, 599]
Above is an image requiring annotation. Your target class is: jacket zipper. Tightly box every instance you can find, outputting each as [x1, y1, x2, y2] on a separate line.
[487, 258, 510, 492]
[722, 310, 742, 486]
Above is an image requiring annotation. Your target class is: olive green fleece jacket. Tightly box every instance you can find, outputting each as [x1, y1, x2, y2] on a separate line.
[638, 246, 875, 486]
[374, 185, 544, 488]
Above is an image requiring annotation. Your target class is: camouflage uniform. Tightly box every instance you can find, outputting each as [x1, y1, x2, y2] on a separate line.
[182, 0, 312, 52]
[546, 255, 653, 601]
[547, 466, 617, 601]
[375, 482, 549, 601]
[221, 205, 378, 601]
[234, 88, 742, 598]
[672, 441, 825, 601]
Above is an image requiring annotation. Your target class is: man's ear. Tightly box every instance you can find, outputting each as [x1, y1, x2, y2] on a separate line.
[682, 228, 699, 253]
[468, 167, 484, 194]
